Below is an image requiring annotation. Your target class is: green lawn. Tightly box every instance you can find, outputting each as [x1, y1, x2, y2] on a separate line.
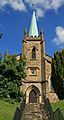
[0, 100, 20, 120]
[0, 99, 64, 120]
[51, 100, 64, 117]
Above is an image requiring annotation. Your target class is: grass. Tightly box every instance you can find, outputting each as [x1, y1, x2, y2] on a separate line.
[0, 100, 20, 120]
[0, 99, 64, 120]
[51, 100, 64, 117]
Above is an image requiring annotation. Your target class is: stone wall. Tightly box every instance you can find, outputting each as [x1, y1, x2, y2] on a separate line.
[21, 34, 45, 104]
[16, 33, 59, 103]
[45, 54, 52, 93]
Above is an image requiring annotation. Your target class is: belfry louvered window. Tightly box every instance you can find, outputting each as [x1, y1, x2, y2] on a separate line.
[32, 47, 36, 60]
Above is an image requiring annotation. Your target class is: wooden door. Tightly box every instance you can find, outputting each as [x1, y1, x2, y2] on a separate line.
[29, 90, 37, 103]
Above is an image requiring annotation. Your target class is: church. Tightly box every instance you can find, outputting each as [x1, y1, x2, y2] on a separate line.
[16, 11, 58, 104]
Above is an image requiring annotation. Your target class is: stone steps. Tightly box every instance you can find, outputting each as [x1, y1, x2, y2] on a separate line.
[21, 103, 49, 120]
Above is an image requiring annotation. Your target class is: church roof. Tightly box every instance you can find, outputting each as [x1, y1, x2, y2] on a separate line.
[29, 11, 38, 37]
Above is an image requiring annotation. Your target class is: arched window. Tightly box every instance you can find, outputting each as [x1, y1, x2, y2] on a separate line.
[32, 47, 36, 60]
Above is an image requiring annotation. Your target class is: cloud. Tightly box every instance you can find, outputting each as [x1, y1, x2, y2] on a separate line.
[24, 0, 64, 18]
[10, 0, 26, 11]
[0, 0, 64, 18]
[51, 0, 64, 11]
[0, 0, 26, 11]
[36, 8, 45, 18]
[52, 26, 64, 46]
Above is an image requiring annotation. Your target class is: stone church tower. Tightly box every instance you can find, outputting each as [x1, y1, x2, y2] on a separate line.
[19, 11, 59, 104]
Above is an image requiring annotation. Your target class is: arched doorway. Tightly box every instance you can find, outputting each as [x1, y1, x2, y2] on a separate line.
[26, 85, 40, 104]
[29, 89, 37, 103]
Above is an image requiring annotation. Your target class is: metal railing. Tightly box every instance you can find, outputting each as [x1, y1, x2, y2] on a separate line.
[44, 95, 64, 120]
[13, 107, 21, 120]
[13, 97, 26, 120]
[54, 108, 64, 120]
[13, 95, 64, 120]
[44, 97, 54, 120]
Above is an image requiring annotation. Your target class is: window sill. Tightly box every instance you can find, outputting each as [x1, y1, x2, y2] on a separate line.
[30, 59, 36, 61]
[29, 74, 37, 76]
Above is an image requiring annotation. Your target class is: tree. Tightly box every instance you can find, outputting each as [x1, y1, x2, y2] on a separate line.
[51, 49, 64, 99]
[0, 54, 26, 102]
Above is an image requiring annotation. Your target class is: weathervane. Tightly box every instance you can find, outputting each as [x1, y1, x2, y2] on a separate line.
[32, 3, 34, 7]
[32, 3, 35, 11]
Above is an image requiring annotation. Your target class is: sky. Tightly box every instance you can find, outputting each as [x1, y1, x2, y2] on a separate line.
[0, 0, 64, 58]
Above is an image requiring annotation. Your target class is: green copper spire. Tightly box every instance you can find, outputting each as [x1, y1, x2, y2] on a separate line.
[29, 11, 38, 37]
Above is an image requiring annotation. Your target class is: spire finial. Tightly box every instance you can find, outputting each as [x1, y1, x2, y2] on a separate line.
[40, 28, 44, 34]
[24, 27, 27, 34]
[24, 27, 28, 39]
